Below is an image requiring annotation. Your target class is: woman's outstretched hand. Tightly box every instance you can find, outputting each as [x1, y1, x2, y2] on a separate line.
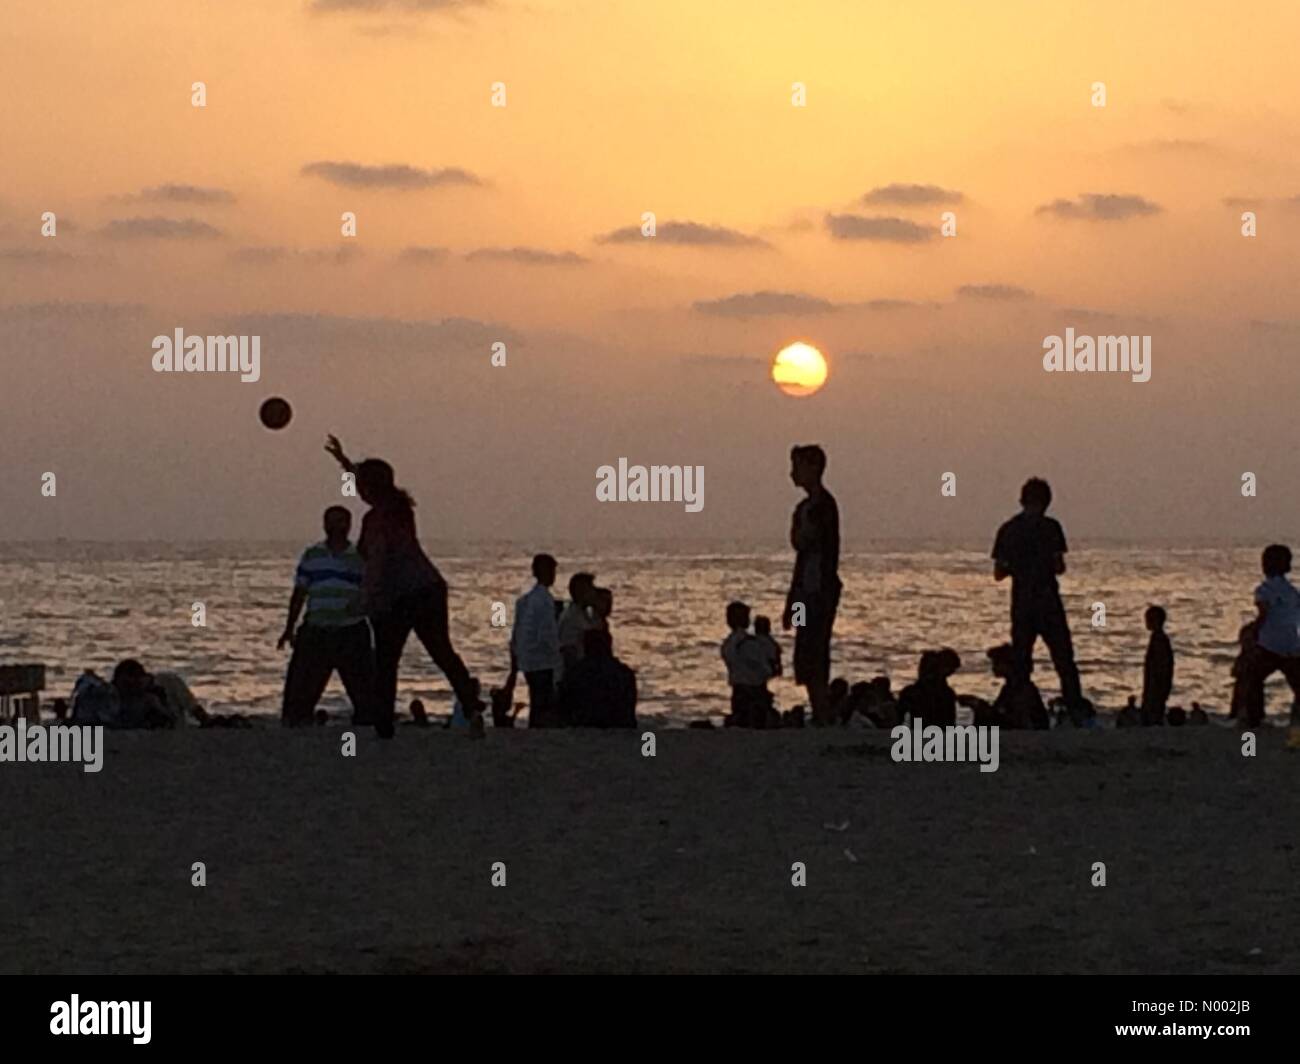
[325, 434, 352, 470]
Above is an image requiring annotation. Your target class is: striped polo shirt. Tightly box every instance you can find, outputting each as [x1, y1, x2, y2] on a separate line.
[295, 541, 365, 627]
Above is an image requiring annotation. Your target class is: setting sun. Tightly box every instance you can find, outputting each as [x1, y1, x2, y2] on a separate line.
[772, 342, 829, 397]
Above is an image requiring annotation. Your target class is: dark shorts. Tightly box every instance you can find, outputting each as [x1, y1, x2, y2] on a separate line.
[793, 591, 839, 687]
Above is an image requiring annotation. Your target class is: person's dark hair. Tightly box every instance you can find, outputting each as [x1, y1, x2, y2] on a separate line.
[532, 553, 557, 579]
[726, 601, 750, 629]
[753, 614, 771, 636]
[1019, 477, 1052, 509]
[356, 458, 415, 511]
[986, 643, 1016, 668]
[829, 677, 849, 697]
[112, 659, 147, 684]
[1262, 543, 1292, 576]
[324, 505, 351, 523]
[583, 627, 613, 659]
[937, 647, 961, 677]
[1145, 605, 1167, 627]
[568, 571, 596, 598]
[791, 444, 827, 476]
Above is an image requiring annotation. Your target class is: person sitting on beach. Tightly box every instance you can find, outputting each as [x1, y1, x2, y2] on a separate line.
[992, 477, 1085, 710]
[325, 435, 485, 738]
[753, 615, 783, 678]
[898, 649, 960, 727]
[559, 572, 600, 677]
[721, 601, 774, 728]
[510, 553, 563, 729]
[959, 643, 1048, 729]
[1242, 544, 1300, 728]
[828, 677, 850, 725]
[278, 506, 375, 728]
[1141, 605, 1173, 726]
[112, 659, 177, 729]
[593, 586, 614, 632]
[1229, 619, 1259, 721]
[558, 628, 638, 728]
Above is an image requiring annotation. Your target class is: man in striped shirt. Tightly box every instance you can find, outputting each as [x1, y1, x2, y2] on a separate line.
[278, 506, 376, 726]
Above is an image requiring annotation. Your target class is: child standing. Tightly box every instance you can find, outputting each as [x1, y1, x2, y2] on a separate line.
[1141, 606, 1174, 726]
[1243, 544, 1300, 728]
[753, 615, 783, 678]
[721, 602, 774, 727]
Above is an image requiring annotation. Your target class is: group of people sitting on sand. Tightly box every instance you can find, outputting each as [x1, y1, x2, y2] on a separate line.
[65, 658, 251, 729]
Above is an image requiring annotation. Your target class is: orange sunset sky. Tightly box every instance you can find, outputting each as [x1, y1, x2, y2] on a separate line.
[1, 0, 1298, 542]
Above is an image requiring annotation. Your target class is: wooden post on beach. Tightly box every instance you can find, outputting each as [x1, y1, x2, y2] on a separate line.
[0, 664, 47, 723]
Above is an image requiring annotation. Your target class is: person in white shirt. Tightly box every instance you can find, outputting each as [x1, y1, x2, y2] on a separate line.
[558, 571, 599, 678]
[511, 554, 563, 728]
[721, 601, 776, 728]
[1244, 543, 1300, 727]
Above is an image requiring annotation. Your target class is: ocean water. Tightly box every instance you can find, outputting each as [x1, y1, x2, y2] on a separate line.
[0, 540, 1288, 723]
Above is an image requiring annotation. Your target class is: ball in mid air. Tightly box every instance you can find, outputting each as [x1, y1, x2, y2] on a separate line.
[259, 397, 293, 430]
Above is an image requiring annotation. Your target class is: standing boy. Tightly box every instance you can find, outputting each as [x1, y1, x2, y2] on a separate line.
[991, 477, 1084, 709]
[279, 506, 375, 727]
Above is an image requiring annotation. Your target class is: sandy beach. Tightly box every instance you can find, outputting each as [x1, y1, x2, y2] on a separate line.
[1, 722, 1296, 974]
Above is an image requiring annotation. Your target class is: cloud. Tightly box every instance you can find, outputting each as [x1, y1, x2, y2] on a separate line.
[853, 298, 938, 311]
[861, 183, 962, 206]
[100, 217, 224, 239]
[0, 245, 97, 266]
[230, 245, 361, 264]
[464, 246, 588, 266]
[398, 245, 450, 263]
[595, 220, 770, 248]
[301, 161, 484, 190]
[956, 284, 1034, 301]
[693, 291, 838, 318]
[824, 213, 937, 242]
[1034, 194, 1162, 221]
[127, 184, 236, 205]
[310, 0, 487, 11]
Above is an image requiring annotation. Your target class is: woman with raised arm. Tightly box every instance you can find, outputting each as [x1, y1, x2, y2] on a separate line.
[326, 435, 484, 737]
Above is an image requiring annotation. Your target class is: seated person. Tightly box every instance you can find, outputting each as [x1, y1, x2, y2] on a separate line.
[898, 648, 960, 727]
[957, 644, 1048, 730]
[112, 659, 176, 729]
[558, 628, 638, 728]
[753, 615, 783, 678]
[828, 677, 850, 724]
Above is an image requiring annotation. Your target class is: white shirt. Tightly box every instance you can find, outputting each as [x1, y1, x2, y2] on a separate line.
[558, 601, 598, 659]
[511, 583, 561, 673]
[721, 630, 774, 687]
[1255, 575, 1300, 656]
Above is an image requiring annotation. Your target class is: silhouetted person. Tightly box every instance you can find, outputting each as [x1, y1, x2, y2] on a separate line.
[1141, 605, 1173, 726]
[559, 571, 599, 677]
[511, 553, 562, 728]
[593, 586, 614, 632]
[111, 659, 173, 729]
[325, 435, 483, 738]
[753, 615, 783, 678]
[962, 643, 1048, 729]
[784, 444, 841, 725]
[828, 677, 850, 724]
[898, 648, 960, 727]
[278, 506, 376, 728]
[992, 477, 1083, 708]
[721, 601, 773, 727]
[1229, 620, 1258, 721]
[1243, 543, 1300, 728]
[559, 628, 637, 728]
